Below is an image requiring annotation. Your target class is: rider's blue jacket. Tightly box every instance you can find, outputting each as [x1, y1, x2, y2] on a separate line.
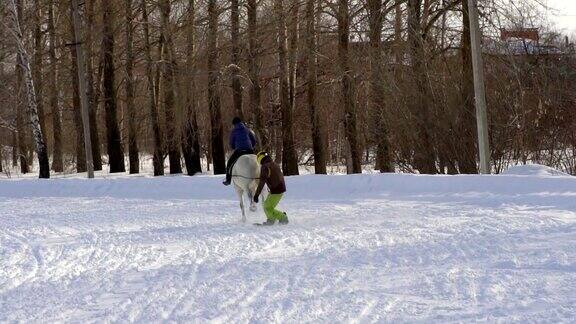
[229, 123, 256, 151]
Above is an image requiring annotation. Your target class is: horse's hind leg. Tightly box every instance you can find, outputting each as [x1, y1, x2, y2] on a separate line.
[236, 187, 246, 223]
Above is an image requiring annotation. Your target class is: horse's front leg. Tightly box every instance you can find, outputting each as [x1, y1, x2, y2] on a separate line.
[248, 190, 257, 212]
[236, 187, 246, 223]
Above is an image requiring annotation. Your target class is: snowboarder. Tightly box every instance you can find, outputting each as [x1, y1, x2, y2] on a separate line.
[254, 151, 289, 225]
[223, 117, 257, 186]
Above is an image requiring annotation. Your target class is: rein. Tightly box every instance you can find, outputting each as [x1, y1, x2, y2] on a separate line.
[231, 174, 260, 180]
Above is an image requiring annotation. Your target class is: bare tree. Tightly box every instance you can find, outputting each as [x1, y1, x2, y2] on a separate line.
[182, 0, 202, 176]
[32, 0, 47, 143]
[85, 0, 102, 171]
[337, 0, 362, 174]
[142, 0, 164, 176]
[407, 0, 436, 174]
[7, 0, 50, 178]
[48, 0, 63, 172]
[394, 0, 403, 67]
[207, 0, 226, 174]
[160, 0, 182, 174]
[230, 0, 244, 120]
[459, 0, 479, 173]
[288, 2, 299, 123]
[367, 0, 393, 172]
[275, 0, 299, 175]
[247, 0, 267, 151]
[304, 0, 327, 174]
[101, 0, 126, 173]
[125, 0, 139, 174]
[14, 0, 29, 174]
[69, 1, 86, 173]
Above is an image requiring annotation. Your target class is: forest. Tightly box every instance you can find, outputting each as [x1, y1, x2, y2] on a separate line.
[0, 0, 575, 178]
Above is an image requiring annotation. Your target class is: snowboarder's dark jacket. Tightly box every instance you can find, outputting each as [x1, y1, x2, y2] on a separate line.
[255, 158, 286, 196]
[229, 122, 256, 151]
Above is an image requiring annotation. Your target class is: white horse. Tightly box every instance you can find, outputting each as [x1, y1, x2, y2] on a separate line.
[231, 154, 261, 222]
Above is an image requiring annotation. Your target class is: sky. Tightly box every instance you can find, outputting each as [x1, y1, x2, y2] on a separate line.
[544, 0, 576, 35]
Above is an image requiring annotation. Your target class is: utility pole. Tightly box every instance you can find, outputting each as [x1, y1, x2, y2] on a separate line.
[71, 0, 95, 178]
[467, 0, 491, 174]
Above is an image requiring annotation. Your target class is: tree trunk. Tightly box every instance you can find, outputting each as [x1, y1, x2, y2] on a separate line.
[337, 0, 362, 174]
[85, 0, 102, 171]
[33, 0, 47, 145]
[16, 72, 29, 174]
[48, 0, 63, 172]
[459, 0, 479, 174]
[14, 0, 29, 174]
[288, 2, 299, 120]
[230, 0, 244, 120]
[407, 0, 436, 174]
[367, 0, 393, 173]
[0, 64, 3, 173]
[275, 0, 299, 175]
[101, 0, 126, 173]
[304, 0, 327, 174]
[207, 0, 226, 174]
[69, 3, 87, 173]
[160, 0, 182, 174]
[182, 0, 202, 176]
[11, 125, 18, 167]
[247, 0, 267, 151]
[71, 53, 87, 173]
[154, 35, 162, 112]
[125, 0, 139, 174]
[9, 0, 50, 178]
[142, 0, 165, 176]
[394, 0, 403, 65]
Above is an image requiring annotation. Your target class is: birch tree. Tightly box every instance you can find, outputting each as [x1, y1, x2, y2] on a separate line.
[48, 0, 63, 172]
[6, 0, 50, 178]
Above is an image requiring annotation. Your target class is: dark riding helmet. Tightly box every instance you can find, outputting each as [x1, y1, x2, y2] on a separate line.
[232, 117, 242, 125]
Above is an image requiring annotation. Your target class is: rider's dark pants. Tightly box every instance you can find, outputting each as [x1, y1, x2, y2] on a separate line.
[226, 149, 254, 182]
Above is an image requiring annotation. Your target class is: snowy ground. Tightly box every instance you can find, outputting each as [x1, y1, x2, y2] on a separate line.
[1, 166, 575, 322]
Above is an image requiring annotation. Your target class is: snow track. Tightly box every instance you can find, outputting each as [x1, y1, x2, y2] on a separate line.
[1, 172, 575, 322]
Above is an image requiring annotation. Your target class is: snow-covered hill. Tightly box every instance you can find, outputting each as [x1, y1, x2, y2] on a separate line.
[1, 168, 575, 322]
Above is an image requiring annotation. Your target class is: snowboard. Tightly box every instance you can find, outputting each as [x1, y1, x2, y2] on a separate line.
[253, 221, 289, 226]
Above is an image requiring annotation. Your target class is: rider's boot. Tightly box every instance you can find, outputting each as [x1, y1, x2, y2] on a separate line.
[222, 174, 232, 186]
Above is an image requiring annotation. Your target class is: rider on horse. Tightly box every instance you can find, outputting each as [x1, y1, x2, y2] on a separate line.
[223, 117, 257, 186]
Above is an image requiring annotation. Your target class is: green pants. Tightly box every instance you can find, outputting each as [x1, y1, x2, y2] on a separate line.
[263, 193, 287, 222]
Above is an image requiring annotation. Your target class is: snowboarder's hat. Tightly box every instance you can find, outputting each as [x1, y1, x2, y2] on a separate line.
[257, 151, 269, 164]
